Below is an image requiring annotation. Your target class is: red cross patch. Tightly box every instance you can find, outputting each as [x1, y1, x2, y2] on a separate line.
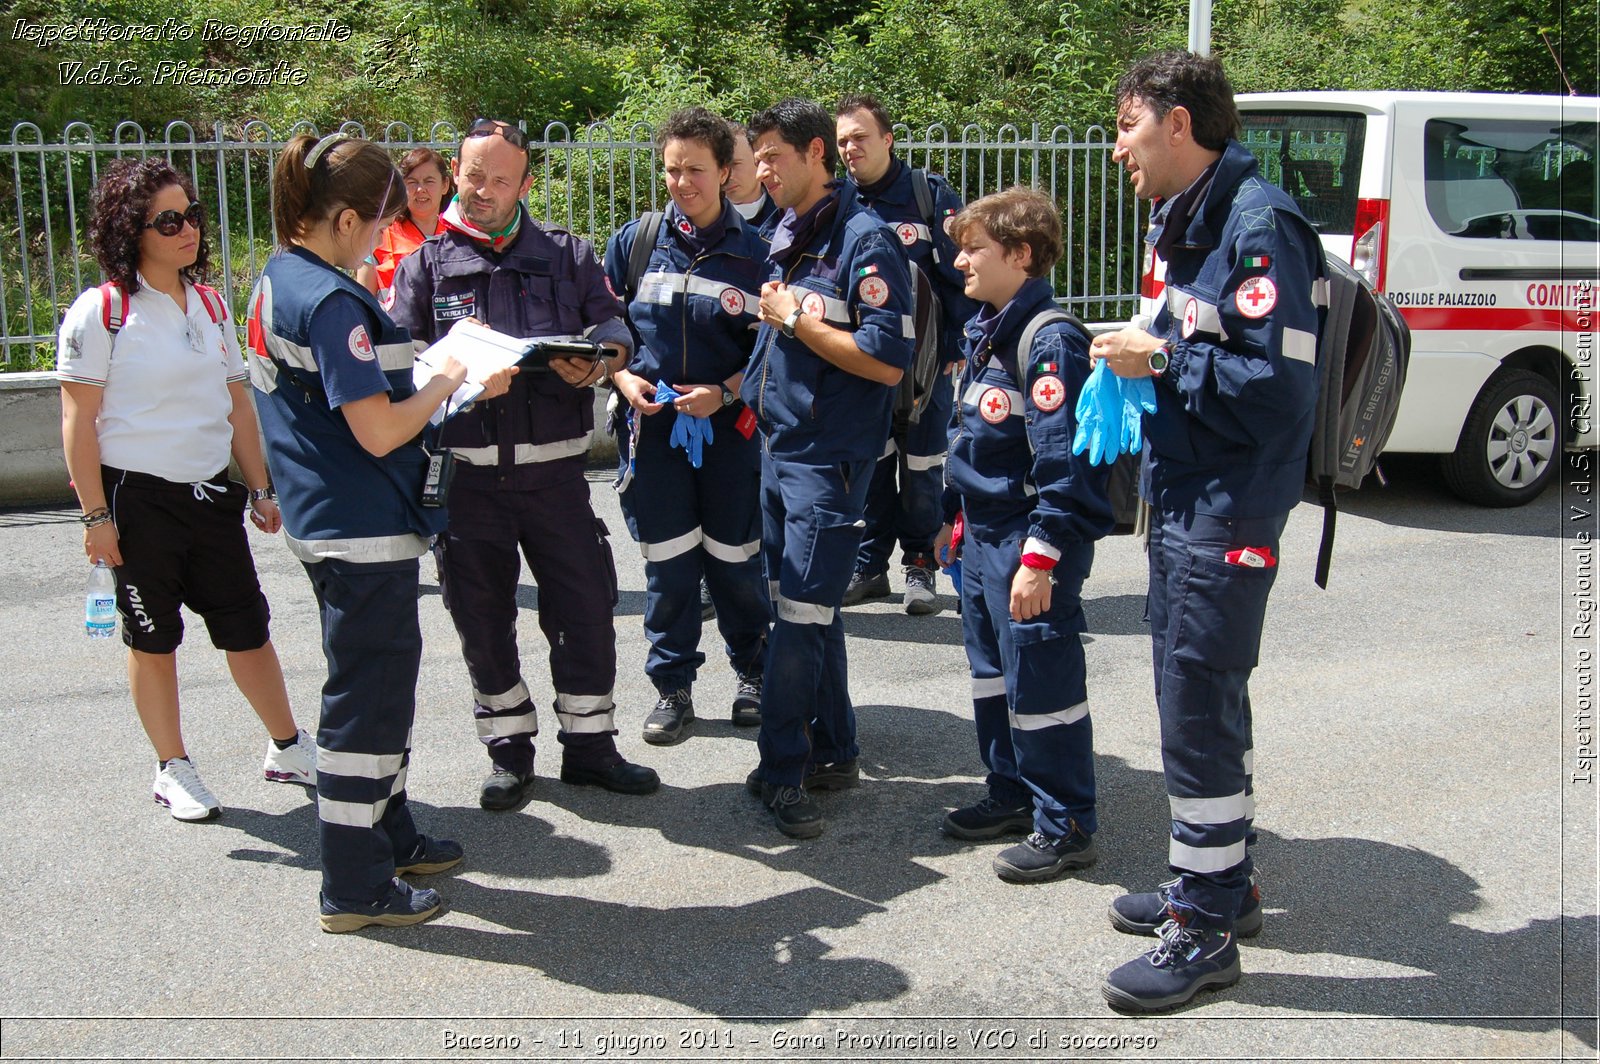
[978, 387, 1012, 424]
[896, 222, 919, 246]
[801, 292, 826, 319]
[858, 276, 889, 307]
[246, 295, 267, 359]
[348, 324, 375, 361]
[1031, 374, 1066, 412]
[677, 219, 694, 234]
[719, 288, 746, 315]
[1235, 276, 1277, 319]
[1181, 297, 1199, 337]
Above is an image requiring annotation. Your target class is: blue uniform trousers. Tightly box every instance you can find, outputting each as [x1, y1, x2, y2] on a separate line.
[755, 450, 873, 787]
[618, 409, 769, 694]
[436, 475, 620, 777]
[960, 531, 1098, 837]
[856, 373, 953, 573]
[1148, 509, 1285, 929]
[302, 557, 423, 904]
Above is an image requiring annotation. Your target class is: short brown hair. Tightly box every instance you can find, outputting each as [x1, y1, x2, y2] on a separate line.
[948, 186, 1063, 277]
[834, 93, 893, 136]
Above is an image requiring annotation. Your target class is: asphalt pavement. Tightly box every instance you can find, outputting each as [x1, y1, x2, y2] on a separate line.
[0, 454, 1593, 1062]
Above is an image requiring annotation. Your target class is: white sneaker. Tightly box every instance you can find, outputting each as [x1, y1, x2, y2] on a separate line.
[153, 758, 222, 821]
[263, 728, 317, 786]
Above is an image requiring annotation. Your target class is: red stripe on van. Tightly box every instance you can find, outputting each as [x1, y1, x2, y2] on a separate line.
[1397, 306, 1589, 332]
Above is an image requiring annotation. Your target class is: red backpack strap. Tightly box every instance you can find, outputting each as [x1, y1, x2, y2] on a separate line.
[192, 283, 228, 324]
[97, 282, 127, 336]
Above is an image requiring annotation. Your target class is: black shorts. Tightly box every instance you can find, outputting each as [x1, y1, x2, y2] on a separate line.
[103, 466, 272, 654]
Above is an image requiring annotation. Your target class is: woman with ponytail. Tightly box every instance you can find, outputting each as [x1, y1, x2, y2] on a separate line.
[248, 132, 515, 933]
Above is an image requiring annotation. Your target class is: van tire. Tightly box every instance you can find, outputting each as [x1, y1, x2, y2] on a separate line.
[1440, 370, 1560, 507]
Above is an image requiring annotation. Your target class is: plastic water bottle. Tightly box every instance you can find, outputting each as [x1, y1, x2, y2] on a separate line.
[85, 562, 117, 639]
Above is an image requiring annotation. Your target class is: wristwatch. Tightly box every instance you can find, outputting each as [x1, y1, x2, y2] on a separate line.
[1147, 346, 1170, 376]
[248, 487, 275, 502]
[720, 384, 738, 408]
[780, 307, 803, 339]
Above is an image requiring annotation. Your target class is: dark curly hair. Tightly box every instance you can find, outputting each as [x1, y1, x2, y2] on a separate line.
[1116, 50, 1240, 152]
[88, 158, 208, 296]
[656, 107, 735, 169]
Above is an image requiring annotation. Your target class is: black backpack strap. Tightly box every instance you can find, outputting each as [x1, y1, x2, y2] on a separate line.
[1315, 476, 1336, 589]
[911, 168, 934, 227]
[625, 211, 664, 302]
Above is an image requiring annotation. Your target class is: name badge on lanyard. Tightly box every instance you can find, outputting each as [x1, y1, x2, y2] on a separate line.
[639, 271, 677, 306]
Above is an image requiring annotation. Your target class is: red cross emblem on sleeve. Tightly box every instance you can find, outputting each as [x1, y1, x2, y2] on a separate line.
[719, 288, 745, 315]
[896, 222, 919, 246]
[1031, 374, 1065, 412]
[979, 387, 1012, 423]
[1181, 296, 1200, 337]
[1235, 276, 1278, 319]
[801, 292, 826, 319]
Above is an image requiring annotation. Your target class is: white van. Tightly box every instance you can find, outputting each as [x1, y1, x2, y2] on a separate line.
[1216, 92, 1599, 505]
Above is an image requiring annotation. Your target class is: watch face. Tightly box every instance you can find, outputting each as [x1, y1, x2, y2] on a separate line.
[1150, 349, 1170, 373]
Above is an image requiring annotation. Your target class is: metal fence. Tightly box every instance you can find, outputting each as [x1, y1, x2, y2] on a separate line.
[0, 119, 1147, 366]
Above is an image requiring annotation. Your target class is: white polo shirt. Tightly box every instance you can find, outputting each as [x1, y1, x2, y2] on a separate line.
[57, 275, 246, 483]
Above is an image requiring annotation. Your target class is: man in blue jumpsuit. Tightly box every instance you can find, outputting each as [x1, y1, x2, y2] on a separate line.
[389, 119, 660, 810]
[603, 108, 772, 745]
[934, 186, 1114, 883]
[741, 98, 914, 838]
[835, 95, 980, 615]
[1091, 52, 1323, 1011]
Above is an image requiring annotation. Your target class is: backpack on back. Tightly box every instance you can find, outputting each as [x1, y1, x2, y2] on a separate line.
[1007, 307, 1143, 535]
[98, 280, 228, 341]
[623, 211, 666, 303]
[1306, 255, 1412, 588]
[892, 168, 946, 427]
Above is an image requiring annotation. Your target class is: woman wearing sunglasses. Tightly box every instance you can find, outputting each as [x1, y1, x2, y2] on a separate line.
[249, 132, 515, 933]
[355, 146, 451, 306]
[57, 158, 317, 823]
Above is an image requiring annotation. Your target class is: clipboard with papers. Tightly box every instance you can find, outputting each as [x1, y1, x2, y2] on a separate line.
[412, 320, 606, 423]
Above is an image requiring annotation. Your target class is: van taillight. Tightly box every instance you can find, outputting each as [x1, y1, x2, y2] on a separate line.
[1351, 198, 1389, 290]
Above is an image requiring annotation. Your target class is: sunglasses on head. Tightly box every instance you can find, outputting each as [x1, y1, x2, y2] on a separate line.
[144, 203, 204, 236]
[467, 118, 530, 151]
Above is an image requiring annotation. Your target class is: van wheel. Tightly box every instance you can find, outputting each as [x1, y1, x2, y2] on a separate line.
[1440, 370, 1560, 507]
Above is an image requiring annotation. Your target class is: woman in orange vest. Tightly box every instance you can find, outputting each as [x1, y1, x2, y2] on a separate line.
[356, 146, 450, 305]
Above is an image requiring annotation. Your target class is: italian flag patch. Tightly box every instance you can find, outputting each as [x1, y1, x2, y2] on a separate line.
[1034, 361, 1059, 374]
[857, 263, 880, 277]
[1242, 255, 1270, 269]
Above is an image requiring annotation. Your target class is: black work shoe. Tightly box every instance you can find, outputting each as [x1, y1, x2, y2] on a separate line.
[479, 767, 534, 811]
[395, 835, 464, 877]
[320, 877, 442, 934]
[942, 795, 1034, 840]
[731, 674, 762, 727]
[758, 781, 825, 839]
[840, 569, 891, 606]
[745, 767, 764, 797]
[993, 829, 1098, 883]
[560, 759, 660, 795]
[1102, 913, 1241, 1013]
[642, 688, 694, 745]
[1110, 876, 1263, 938]
[700, 578, 716, 621]
[805, 759, 860, 790]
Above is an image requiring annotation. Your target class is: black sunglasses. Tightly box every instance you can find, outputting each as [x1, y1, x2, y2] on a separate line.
[144, 202, 204, 236]
[467, 118, 530, 151]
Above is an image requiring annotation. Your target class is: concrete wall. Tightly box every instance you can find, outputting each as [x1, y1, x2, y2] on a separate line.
[0, 373, 618, 508]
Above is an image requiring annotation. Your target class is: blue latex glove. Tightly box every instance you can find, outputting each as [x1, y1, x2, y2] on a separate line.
[660, 380, 715, 469]
[1071, 359, 1124, 466]
[1118, 374, 1157, 458]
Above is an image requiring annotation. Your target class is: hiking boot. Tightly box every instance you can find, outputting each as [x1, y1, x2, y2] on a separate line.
[262, 728, 317, 786]
[700, 578, 716, 621]
[841, 569, 890, 606]
[479, 767, 534, 811]
[805, 759, 860, 791]
[903, 563, 938, 615]
[1102, 912, 1241, 1012]
[319, 877, 442, 934]
[942, 795, 1034, 840]
[642, 688, 694, 745]
[1110, 877, 1263, 938]
[153, 757, 221, 822]
[993, 828, 1098, 883]
[395, 835, 464, 877]
[731, 673, 762, 727]
[560, 758, 660, 795]
[758, 781, 825, 839]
